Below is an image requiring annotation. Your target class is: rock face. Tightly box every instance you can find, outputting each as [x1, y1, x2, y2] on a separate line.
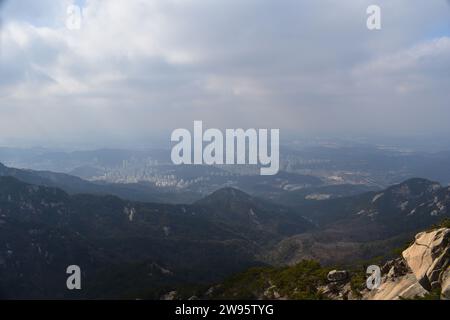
[364, 227, 450, 300]
[365, 273, 428, 300]
[381, 258, 409, 280]
[402, 228, 450, 291]
[320, 282, 354, 300]
[441, 269, 450, 299]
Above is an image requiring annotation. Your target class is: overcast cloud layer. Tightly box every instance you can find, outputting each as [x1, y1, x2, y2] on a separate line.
[0, 0, 450, 148]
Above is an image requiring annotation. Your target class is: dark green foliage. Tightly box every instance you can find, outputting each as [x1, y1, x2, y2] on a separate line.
[432, 217, 450, 229]
[208, 260, 330, 300]
[349, 270, 366, 298]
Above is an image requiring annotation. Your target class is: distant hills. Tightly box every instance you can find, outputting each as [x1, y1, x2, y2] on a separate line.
[0, 162, 326, 204]
[298, 178, 448, 238]
[4, 145, 450, 197]
[195, 187, 314, 242]
[0, 162, 200, 204]
[268, 178, 450, 266]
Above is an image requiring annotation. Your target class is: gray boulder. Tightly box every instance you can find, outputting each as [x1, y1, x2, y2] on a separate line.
[327, 270, 348, 282]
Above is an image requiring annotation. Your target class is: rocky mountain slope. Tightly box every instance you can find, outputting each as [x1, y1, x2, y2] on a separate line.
[268, 178, 450, 266]
[321, 225, 450, 300]
[196, 224, 449, 300]
[299, 178, 448, 236]
[362, 227, 449, 300]
[195, 188, 313, 242]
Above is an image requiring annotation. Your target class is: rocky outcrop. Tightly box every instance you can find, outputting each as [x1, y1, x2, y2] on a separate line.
[320, 270, 353, 300]
[364, 273, 428, 300]
[320, 227, 450, 300]
[200, 227, 450, 300]
[327, 270, 348, 282]
[381, 258, 409, 280]
[402, 228, 449, 291]
[364, 227, 450, 300]
[441, 269, 450, 299]
[319, 282, 355, 300]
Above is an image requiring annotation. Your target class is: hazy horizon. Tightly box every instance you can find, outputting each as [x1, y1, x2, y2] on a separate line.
[1, 0, 450, 148]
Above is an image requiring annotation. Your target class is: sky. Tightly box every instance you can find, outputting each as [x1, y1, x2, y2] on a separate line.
[0, 0, 450, 148]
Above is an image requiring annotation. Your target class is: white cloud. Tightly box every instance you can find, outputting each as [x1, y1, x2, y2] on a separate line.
[0, 0, 450, 147]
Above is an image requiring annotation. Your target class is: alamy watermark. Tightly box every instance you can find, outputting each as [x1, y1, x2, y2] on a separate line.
[66, 4, 82, 30]
[66, 265, 81, 290]
[171, 121, 279, 175]
[366, 265, 381, 290]
[65, 4, 381, 31]
[367, 5, 381, 30]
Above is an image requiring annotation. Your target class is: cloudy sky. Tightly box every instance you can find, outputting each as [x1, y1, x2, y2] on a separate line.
[0, 0, 450, 148]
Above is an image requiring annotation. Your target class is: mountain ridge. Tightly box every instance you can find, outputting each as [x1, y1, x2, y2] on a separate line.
[1, 167, 449, 299]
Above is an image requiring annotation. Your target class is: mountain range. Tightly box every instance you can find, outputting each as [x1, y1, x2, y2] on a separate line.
[0, 162, 449, 298]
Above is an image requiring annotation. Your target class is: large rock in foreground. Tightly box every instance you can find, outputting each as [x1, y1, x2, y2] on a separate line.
[362, 227, 449, 300]
[365, 273, 428, 300]
[402, 228, 450, 292]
